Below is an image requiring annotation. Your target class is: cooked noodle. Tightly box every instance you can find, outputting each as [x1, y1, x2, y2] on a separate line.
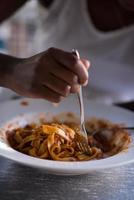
[6, 116, 131, 161]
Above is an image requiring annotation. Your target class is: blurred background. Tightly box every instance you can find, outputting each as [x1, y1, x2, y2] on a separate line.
[0, 0, 133, 105]
[0, 0, 37, 58]
[0, 0, 39, 101]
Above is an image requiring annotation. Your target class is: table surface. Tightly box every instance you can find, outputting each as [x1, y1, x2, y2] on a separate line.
[0, 101, 134, 200]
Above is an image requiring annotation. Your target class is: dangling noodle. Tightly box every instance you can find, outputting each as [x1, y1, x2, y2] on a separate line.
[6, 117, 131, 161]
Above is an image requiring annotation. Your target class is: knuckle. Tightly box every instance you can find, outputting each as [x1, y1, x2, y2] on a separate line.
[72, 75, 78, 83]
[59, 85, 69, 97]
[62, 85, 70, 97]
[48, 47, 56, 54]
[31, 86, 38, 94]
[71, 85, 80, 93]
[54, 96, 62, 103]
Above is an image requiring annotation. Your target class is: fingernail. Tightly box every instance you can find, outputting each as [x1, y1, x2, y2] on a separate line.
[70, 85, 80, 93]
[82, 80, 88, 86]
[66, 85, 71, 95]
[73, 75, 78, 83]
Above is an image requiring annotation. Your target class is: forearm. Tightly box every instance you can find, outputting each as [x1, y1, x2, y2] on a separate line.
[0, 48, 89, 103]
[0, 53, 21, 87]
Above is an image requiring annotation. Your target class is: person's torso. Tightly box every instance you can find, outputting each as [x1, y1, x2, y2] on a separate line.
[1, 0, 134, 103]
[33, 0, 134, 103]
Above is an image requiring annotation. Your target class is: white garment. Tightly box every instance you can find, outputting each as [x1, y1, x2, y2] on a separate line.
[1, 0, 134, 103]
[34, 0, 134, 103]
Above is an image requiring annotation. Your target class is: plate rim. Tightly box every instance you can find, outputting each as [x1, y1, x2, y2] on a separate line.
[0, 98, 134, 174]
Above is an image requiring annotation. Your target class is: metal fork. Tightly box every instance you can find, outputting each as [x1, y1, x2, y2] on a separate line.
[76, 86, 92, 155]
[72, 49, 91, 155]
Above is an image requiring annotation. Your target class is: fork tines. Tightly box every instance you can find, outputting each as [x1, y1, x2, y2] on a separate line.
[75, 133, 92, 155]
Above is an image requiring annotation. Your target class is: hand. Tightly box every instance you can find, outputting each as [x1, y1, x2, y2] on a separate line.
[9, 48, 90, 103]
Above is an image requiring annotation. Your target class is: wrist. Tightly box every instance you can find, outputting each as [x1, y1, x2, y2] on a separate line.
[0, 54, 22, 88]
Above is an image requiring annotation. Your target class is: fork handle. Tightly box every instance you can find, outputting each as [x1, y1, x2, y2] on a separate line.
[72, 49, 85, 126]
[72, 49, 88, 139]
[77, 86, 85, 126]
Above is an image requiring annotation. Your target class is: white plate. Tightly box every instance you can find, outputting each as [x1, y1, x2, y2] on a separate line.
[0, 97, 134, 175]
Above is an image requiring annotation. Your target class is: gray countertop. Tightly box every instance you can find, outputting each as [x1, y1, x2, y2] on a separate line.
[0, 101, 134, 200]
[0, 156, 134, 200]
